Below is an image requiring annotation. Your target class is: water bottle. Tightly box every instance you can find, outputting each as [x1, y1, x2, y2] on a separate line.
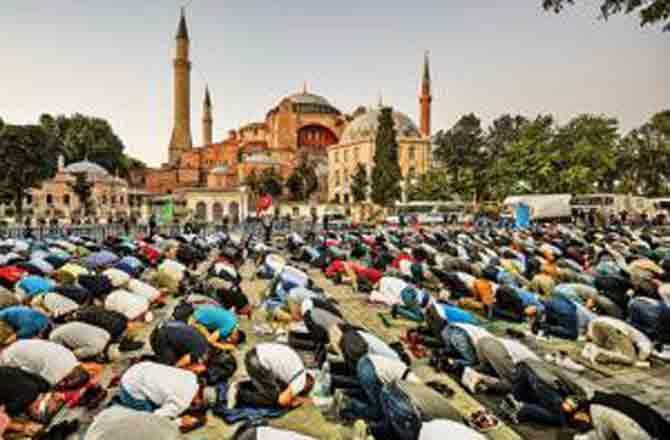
[321, 361, 331, 397]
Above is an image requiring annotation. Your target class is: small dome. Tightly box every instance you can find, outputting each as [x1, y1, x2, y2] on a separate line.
[244, 153, 280, 165]
[341, 107, 421, 144]
[281, 92, 340, 115]
[63, 160, 110, 177]
[210, 165, 230, 175]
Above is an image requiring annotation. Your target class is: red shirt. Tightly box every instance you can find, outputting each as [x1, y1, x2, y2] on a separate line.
[391, 254, 415, 269]
[351, 264, 382, 284]
[325, 260, 347, 278]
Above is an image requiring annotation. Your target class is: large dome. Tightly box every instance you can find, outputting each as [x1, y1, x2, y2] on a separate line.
[282, 91, 340, 115]
[63, 160, 110, 177]
[341, 108, 421, 144]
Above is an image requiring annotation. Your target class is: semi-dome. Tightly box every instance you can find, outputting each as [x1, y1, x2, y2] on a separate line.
[63, 160, 110, 177]
[210, 165, 230, 175]
[244, 153, 280, 166]
[281, 91, 341, 115]
[340, 108, 421, 144]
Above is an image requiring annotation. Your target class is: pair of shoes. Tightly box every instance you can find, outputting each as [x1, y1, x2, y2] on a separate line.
[503, 394, 522, 412]
[352, 419, 368, 440]
[545, 352, 585, 373]
[226, 381, 239, 410]
[498, 399, 519, 424]
[581, 343, 600, 364]
[461, 367, 482, 394]
[331, 389, 351, 419]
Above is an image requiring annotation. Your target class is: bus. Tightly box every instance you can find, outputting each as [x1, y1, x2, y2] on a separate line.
[570, 194, 655, 216]
[387, 201, 466, 225]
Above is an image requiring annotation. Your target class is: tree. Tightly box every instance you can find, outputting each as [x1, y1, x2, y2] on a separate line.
[243, 170, 261, 196]
[350, 163, 369, 202]
[542, 0, 670, 31]
[0, 124, 61, 219]
[621, 110, 670, 196]
[485, 114, 529, 200]
[370, 107, 403, 206]
[69, 172, 94, 217]
[433, 113, 485, 198]
[258, 168, 284, 198]
[406, 170, 454, 201]
[285, 157, 319, 201]
[39, 113, 142, 176]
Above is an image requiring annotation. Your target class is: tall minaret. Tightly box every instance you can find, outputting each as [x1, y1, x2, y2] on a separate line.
[168, 7, 193, 164]
[419, 50, 432, 138]
[202, 85, 213, 146]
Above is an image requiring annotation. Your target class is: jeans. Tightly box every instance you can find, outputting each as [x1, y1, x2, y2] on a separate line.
[444, 325, 478, 369]
[512, 363, 567, 426]
[342, 356, 384, 421]
[373, 383, 422, 440]
[393, 305, 424, 322]
[119, 386, 158, 412]
[628, 297, 665, 341]
[542, 294, 578, 340]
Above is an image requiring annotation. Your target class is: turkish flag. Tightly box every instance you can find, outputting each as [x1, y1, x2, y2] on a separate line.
[256, 194, 273, 215]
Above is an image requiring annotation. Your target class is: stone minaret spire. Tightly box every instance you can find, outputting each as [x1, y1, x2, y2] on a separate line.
[202, 85, 213, 146]
[419, 50, 432, 137]
[168, 7, 193, 164]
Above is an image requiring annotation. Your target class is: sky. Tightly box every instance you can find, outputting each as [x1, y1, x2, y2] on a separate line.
[1, 0, 668, 166]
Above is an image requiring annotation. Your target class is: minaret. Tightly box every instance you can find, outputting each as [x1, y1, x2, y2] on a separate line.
[168, 7, 193, 165]
[202, 85, 213, 146]
[419, 50, 432, 137]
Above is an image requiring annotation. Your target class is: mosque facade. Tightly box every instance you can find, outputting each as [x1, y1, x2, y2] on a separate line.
[135, 9, 435, 221]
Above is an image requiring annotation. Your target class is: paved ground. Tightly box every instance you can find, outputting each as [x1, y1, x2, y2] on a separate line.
[41, 250, 670, 440]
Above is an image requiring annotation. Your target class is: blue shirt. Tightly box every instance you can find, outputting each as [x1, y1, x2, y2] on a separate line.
[435, 303, 478, 325]
[17, 276, 54, 297]
[0, 306, 49, 338]
[514, 288, 546, 314]
[193, 305, 238, 338]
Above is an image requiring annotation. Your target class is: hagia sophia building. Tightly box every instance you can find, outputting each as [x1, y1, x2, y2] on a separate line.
[129, 9, 434, 222]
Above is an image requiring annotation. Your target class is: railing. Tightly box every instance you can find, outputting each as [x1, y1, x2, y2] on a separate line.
[0, 220, 324, 242]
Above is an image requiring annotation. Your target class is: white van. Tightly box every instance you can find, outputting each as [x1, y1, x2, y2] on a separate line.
[570, 194, 655, 216]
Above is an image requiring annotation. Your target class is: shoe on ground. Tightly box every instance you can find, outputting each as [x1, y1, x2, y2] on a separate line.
[332, 389, 351, 418]
[555, 353, 585, 373]
[653, 346, 670, 362]
[504, 394, 522, 412]
[352, 419, 368, 440]
[226, 381, 239, 410]
[498, 400, 519, 424]
[461, 367, 482, 394]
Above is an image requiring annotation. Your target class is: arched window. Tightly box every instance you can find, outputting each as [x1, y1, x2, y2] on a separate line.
[25, 195, 33, 205]
[63, 194, 71, 206]
[212, 202, 223, 222]
[408, 167, 416, 179]
[102, 195, 108, 205]
[46, 194, 53, 206]
[195, 201, 207, 221]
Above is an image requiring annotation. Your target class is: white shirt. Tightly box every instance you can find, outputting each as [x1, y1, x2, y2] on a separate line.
[86, 406, 181, 440]
[367, 354, 419, 384]
[127, 279, 161, 302]
[398, 259, 414, 277]
[358, 331, 400, 360]
[1, 339, 78, 385]
[50, 322, 111, 358]
[455, 272, 476, 291]
[121, 362, 198, 419]
[256, 343, 306, 395]
[103, 268, 131, 288]
[589, 316, 653, 361]
[419, 420, 486, 440]
[41, 292, 80, 317]
[500, 338, 539, 364]
[379, 277, 408, 302]
[256, 427, 316, 440]
[105, 289, 149, 320]
[158, 260, 186, 282]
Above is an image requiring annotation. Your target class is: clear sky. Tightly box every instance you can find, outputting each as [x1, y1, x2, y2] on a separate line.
[1, 0, 668, 166]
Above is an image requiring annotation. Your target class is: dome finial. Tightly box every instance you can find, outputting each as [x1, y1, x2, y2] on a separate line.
[377, 92, 383, 108]
[302, 81, 308, 94]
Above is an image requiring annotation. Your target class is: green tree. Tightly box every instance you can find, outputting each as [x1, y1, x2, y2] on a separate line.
[542, 0, 670, 31]
[434, 113, 485, 198]
[484, 114, 529, 200]
[243, 170, 261, 196]
[69, 172, 94, 217]
[285, 157, 319, 201]
[258, 168, 284, 198]
[0, 124, 61, 219]
[621, 110, 670, 196]
[39, 113, 142, 176]
[407, 170, 453, 201]
[350, 163, 369, 202]
[370, 107, 402, 206]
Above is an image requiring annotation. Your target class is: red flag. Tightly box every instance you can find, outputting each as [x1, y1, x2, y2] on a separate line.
[256, 194, 273, 215]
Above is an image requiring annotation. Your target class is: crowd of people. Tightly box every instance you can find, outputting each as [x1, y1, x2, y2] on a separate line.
[0, 217, 668, 439]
